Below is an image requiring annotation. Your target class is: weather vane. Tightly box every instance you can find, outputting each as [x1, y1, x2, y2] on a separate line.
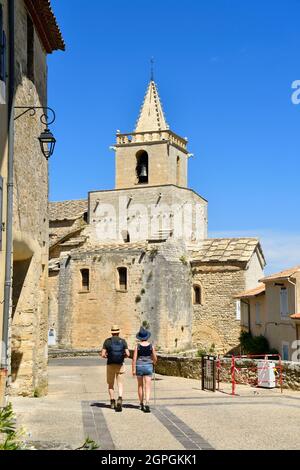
[150, 57, 154, 81]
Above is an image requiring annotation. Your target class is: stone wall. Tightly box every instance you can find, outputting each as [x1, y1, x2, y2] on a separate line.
[49, 216, 86, 249]
[0, 0, 9, 406]
[115, 140, 188, 189]
[191, 264, 246, 353]
[245, 250, 264, 290]
[191, 254, 264, 354]
[156, 355, 202, 379]
[54, 240, 194, 352]
[9, 0, 49, 397]
[87, 185, 208, 246]
[48, 271, 59, 343]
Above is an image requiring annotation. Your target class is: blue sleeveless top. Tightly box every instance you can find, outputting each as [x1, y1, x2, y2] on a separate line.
[137, 343, 153, 364]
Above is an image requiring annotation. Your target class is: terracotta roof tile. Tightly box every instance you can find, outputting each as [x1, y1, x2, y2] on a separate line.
[190, 238, 264, 264]
[260, 266, 300, 283]
[234, 283, 266, 299]
[49, 200, 88, 221]
[25, 0, 65, 53]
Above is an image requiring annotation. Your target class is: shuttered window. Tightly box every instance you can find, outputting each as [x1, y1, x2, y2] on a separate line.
[280, 287, 288, 318]
[282, 342, 289, 361]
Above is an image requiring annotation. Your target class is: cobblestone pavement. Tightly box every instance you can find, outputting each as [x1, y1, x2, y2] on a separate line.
[11, 357, 300, 450]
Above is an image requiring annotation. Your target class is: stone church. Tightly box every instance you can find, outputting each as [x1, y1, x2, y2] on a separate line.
[49, 79, 265, 353]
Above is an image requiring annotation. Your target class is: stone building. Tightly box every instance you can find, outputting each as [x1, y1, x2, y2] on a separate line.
[237, 266, 300, 361]
[0, 0, 9, 404]
[49, 79, 265, 354]
[0, 0, 64, 402]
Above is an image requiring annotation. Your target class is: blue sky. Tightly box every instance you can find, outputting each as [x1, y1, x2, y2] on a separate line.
[48, 0, 300, 274]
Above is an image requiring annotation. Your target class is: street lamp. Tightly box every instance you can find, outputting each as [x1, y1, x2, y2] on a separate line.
[38, 127, 56, 160]
[14, 106, 57, 160]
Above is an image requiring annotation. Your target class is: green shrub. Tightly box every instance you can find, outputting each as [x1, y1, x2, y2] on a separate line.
[0, 403, 24, 450]
[33, 388, 43, 398]
[240, 331, 273, 355]
[142, 320, 150, 330]
[179, 256, 188, 266]
[196, 348, 207, 357]
[76, 437, 100, 451]
[196, 343, 216, 357]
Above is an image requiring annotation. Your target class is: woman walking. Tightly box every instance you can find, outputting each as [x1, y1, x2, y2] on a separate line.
[132, 326, 157, 413]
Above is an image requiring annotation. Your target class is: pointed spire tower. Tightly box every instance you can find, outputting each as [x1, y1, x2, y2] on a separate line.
[114, 79, 190, 190]
[135, 80, 169, 132]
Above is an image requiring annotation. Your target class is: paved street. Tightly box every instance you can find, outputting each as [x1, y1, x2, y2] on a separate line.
[11, 357, 300, 450]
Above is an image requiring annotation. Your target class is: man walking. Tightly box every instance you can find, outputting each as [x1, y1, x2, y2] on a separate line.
[101, 325, 130, 412]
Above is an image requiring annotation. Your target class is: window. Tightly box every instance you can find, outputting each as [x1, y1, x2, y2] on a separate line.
[236, 300, 241, 320]
[280, 287, 288, 318]
[118, 267, 127, 291]
[282, 342, 289, 361]
[121, 230, 130, 243]
[80, 269, 90, 291]
[27, 15, 34, 82]
[193, 285, 201, 305]
[0, 176, 3, 250]
[136, 151, 148, 184]
[255, 302, 261, 325]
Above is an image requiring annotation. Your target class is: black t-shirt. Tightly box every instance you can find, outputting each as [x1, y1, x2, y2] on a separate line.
[102, 337, 128, 365]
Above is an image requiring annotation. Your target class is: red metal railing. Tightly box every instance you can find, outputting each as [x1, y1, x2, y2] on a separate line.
[216, 354, 283, 396]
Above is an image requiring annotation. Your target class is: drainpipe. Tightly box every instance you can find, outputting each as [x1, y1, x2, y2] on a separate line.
[287, 277, 298, 344]
[1, 0, 15, 370]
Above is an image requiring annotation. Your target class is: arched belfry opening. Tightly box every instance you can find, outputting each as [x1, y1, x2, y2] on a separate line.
[136, 150, 148, 184]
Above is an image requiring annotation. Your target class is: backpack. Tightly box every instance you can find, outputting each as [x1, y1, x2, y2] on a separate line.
[108, 338, 125, 364]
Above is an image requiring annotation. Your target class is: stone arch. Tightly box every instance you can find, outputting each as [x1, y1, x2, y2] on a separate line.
[192, 283, 203, 305]
[192, 324, 225, 353]
[136, 150, 148, 184]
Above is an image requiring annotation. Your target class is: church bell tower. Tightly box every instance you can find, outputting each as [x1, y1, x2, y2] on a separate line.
[114, 80, 190, 189]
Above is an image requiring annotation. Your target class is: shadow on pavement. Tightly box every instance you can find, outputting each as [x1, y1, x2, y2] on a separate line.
[90, 402, 140, 410]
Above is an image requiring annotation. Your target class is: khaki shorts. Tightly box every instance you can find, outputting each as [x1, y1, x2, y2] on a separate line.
[106, 364, 125, 388]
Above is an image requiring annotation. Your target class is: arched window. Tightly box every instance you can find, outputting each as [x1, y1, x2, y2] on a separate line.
[136, 150, 148, 184]
[176, 156, 181, 185]
[193, 285, 202, 305]
[117, 267, 128, 291]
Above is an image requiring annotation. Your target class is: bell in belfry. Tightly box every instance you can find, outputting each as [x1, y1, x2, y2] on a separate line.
[139, 163, 148, 177]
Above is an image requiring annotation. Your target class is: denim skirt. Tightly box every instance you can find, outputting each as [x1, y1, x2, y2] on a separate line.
[136, 362, 153, 376]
